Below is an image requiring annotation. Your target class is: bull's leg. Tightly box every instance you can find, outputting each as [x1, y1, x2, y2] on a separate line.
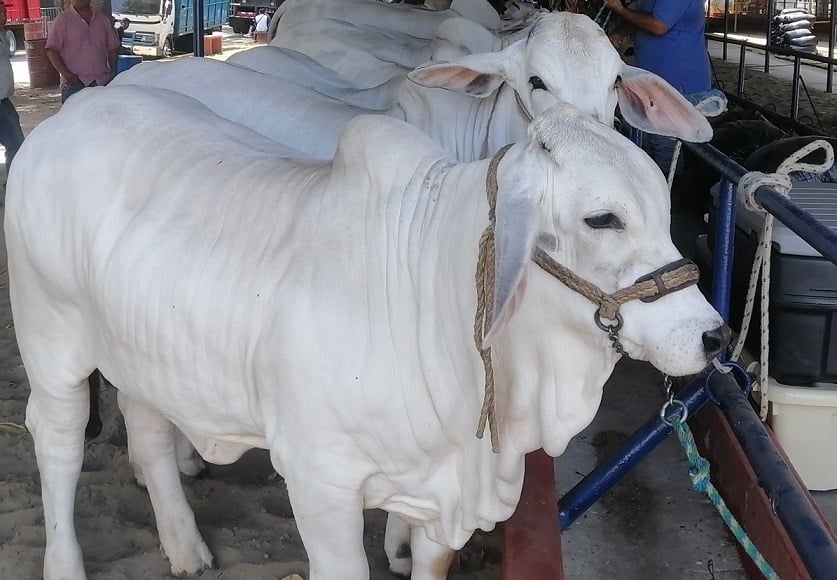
[26, 382, 89, 580]
[384, 513, 412, 578]
[409, 526, 456, 580]
[117, 392, 214, 576]
[283, 471, 369, 579]
[131, 428, 205, 488]
[174, 428, 205, 478]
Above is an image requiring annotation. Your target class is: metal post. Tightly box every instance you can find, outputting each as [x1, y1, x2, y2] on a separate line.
[193, 0, 205, 57]
[723, 0, 730, 60]
[829, 0, 836, 92]
[791, 55, 801, 121]
[737, 43, 746, 96]
[711, 179, 736, 321]
[765, 0, 774, 73]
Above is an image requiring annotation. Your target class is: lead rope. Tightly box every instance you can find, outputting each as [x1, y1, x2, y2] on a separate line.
[731, 140, 833, 420]
[474, 144, 514, 453]
[660, 376, 780, 580]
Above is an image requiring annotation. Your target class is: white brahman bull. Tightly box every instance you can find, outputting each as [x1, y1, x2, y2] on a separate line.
[113, 13, 712, 161]
[9, 84, 726, 580]
[225, 46, 403, 110]
[269, 15, 530, 80]
[269, 0, 507, 41]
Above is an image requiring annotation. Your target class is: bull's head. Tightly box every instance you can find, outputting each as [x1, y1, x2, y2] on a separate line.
[482, 103, 727, 377]
[408, 12, 712, 143]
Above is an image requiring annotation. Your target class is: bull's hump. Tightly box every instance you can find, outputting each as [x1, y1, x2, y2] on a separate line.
[332, 114, 449, 181]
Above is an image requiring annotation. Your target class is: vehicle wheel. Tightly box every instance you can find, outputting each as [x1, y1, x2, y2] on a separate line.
[5, 29, 15, 54]
[163, 36, 173, 58]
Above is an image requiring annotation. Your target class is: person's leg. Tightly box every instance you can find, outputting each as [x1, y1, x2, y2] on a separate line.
[60, 83, 85, 104]
[0, 98, 25, 170]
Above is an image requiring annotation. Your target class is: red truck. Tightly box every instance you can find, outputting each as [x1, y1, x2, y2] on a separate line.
[5, 0, 45, 54]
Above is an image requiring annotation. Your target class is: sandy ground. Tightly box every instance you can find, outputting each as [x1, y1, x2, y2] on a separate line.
[0, 34, 835, 579]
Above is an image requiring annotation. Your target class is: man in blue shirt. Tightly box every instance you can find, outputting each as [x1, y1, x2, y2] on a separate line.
[606, 0, 717, 173]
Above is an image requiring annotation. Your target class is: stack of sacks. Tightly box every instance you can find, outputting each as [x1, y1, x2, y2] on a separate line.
[770, 8, 817, 54]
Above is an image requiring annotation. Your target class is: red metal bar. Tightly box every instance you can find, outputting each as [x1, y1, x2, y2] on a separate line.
[502, 449, 564, 580]
[690, 403, 837, 580]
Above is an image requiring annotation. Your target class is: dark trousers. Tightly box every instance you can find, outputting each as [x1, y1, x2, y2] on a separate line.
[61, 80, 97, 104]
[0, 97, 24, 172]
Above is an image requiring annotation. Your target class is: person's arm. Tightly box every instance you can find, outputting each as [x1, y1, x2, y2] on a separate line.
[106, 47, 119, 83]
[45, 48, 80, 86]
[605, 0, 670, 36]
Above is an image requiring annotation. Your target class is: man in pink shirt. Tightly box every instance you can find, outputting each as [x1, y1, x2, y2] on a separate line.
[46, 0, 120, 104]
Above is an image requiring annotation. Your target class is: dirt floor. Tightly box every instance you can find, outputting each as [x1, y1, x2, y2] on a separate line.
[0, 42, 835, 579]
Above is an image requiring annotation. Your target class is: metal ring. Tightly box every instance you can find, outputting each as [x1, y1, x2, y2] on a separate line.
[660, 399, 688, 427]
[594, 310, 623, 332]
[705, 360, 755, 404]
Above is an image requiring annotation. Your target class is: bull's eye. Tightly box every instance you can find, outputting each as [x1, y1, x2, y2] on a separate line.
[529, 76, 546, 90]
[584, 213, 624, 230]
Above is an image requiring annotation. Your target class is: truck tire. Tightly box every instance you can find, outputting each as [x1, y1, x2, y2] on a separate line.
[5, 29, 15, 54]
[163, 36, 173, 58]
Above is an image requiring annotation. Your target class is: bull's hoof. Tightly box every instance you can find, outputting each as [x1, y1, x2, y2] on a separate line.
[168, 541, 215, 577]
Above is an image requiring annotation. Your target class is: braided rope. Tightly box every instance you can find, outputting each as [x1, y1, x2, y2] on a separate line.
[474, 144, 513, 453]
[533, 249, 699, 321]
[672, 419, 780, 580]
[732, 140, 834, 420]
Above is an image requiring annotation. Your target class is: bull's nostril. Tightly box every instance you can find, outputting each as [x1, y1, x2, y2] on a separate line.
[702, 324, 732, 357]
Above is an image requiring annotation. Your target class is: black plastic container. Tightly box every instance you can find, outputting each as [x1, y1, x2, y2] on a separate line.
[701, 182, 837, 384]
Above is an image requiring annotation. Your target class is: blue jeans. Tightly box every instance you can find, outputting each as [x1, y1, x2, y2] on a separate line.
[643, 88, 726, 175]
[0, 98, 25, 172]
[61, 80, 97, 104]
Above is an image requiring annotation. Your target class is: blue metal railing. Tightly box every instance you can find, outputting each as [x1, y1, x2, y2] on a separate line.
[557, 140, 837, 580]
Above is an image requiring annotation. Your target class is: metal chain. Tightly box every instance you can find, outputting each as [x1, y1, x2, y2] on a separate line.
[605, 324, 626, 356]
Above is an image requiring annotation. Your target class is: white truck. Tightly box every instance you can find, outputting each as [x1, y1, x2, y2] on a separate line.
[114, 0, 228, 58]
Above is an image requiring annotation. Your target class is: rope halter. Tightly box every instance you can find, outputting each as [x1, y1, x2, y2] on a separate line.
[473, 145, 700, 452]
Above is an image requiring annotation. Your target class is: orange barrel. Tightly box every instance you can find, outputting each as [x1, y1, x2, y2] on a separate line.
[202, 34, 214, 55]
[210, 33, 222, 54]
[23, 20, 47, 41]
[25, 38, 60, 88]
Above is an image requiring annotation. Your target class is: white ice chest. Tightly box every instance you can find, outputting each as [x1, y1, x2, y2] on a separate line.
[768, 378, 837, 491]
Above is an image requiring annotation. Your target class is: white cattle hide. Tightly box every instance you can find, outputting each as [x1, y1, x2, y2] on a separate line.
[272, 17, 437, 70]
[8, 84, 723, 580]
[114, 14, 711, 162]
[111, 58, 365, 160]
[271, 16, 529, 80]
[270, 0, 504, 41]
[226, 46, 403, 110]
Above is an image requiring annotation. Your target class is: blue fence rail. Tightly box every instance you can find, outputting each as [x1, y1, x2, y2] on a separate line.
[557, 140, 837, 580]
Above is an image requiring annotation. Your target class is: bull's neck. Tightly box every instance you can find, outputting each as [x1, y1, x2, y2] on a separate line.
[392, 82, 529, 161]
[417, 159, 619, 464]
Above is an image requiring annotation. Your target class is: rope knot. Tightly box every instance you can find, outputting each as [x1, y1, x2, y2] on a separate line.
[737, 139, 834, 213]
[737, 171, 792, 213]
[597, 297, 620, 322]
[689, 459, 711, 493]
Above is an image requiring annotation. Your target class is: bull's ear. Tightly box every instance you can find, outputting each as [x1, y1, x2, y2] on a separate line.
[616, 65, 713, 143]
[483, 179, 540, 347]
[407, 52, 507, 97]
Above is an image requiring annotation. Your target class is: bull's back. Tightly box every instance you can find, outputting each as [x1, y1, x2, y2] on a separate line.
[5, 86, 327, 433]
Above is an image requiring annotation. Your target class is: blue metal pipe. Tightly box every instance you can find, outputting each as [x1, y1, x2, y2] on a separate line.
[558, 375, 710, 529]
[711, 178, 736, 321]
[709, 371, 837, 580]
[683, 142, 837, 266]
